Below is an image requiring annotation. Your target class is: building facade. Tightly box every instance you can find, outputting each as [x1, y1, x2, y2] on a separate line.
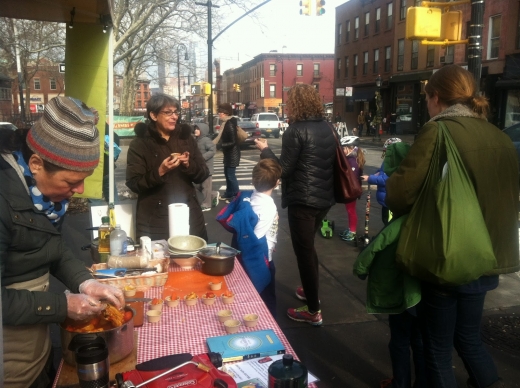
[334, 0, 520, 133]
[222, 53, 335, 119]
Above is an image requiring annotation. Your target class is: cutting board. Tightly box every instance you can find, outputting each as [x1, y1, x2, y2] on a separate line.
[162, 270, 228, 299]
[125, 291, 144, 327]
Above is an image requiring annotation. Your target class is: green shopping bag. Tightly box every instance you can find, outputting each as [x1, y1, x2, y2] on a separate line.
[396, 121, 497, 285]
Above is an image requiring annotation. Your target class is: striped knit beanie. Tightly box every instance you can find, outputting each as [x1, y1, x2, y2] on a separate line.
[27, 96, 100, 171]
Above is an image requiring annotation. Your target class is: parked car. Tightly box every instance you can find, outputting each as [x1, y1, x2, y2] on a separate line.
[251, 112, 282, 138]
[239, 120, 261, 148]
[0, 122, 18, 131]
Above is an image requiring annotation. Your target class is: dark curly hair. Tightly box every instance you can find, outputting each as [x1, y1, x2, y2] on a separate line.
[286, 84, 324, 122]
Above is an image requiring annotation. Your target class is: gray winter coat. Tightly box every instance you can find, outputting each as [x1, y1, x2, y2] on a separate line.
[195, 123, 215, 175]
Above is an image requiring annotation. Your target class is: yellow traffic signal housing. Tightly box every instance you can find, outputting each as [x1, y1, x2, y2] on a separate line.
[316, 0, 325, 16]
[236, 84, 241, 92]
[203, 82, 211, 95]
[300, 0, 311, 16]
[406, 7, 441, 40]
[441, 11, 463, 41]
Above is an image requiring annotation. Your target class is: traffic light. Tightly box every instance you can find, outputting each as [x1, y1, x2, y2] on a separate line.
[236, 84, 241, 92]
[203, 82, 211, 95]
[405, 7, 441, 40]
[441, 11, 463, 41]
[316, 0, 325, 16]
[300, 0, 311, 16]
[190, 84, 201, 95]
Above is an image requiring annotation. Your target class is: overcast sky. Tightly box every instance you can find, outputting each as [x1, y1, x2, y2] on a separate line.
[209, 0, 346, 73]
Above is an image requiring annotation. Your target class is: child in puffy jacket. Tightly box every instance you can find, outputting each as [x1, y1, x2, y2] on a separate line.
[339, 137, 365, 242]
[361, 138, 402, 226]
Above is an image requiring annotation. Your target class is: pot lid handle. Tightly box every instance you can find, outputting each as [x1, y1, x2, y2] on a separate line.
[216, 242, 221, 255]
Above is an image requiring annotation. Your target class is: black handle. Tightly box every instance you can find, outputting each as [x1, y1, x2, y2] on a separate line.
[81, 244, 91, 251]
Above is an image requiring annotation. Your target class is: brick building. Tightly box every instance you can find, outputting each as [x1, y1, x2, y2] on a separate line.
[334, 0, 520, 133]
[0, 75, 13, 121]
[221, 53, 335, 119]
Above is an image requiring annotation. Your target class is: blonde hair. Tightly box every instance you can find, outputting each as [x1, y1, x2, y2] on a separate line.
[424, 65, 489, 117]
[286, 84, 324, 122]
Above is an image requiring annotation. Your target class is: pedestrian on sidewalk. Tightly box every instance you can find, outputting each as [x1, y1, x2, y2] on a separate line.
[126, 94, 209, 241]
[357, 110, 365, 137]
[0, 96, 125, 387]
[338, 136, 365, 242]
[387, 65, 519, 388]
[217, 103, 240, 203]
[217, 159, 281, 317]
[193, 122, 215, 212]
[254, 83, 336, 326]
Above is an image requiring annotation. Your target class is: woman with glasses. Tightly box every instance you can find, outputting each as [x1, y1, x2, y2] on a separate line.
[126, 94, 209, 241]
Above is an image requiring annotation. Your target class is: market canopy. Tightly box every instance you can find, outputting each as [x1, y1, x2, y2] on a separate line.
[1, 0, 114, 201]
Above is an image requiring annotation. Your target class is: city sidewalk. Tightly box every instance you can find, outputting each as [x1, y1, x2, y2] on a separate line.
[55, 137, 520, 387]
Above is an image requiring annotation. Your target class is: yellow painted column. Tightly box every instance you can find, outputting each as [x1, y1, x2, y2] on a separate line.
[65, 23, 109, 199]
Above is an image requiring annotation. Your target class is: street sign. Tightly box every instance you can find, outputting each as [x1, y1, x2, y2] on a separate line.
[345, 87, 353, 96]
[59, 63, 65, 73]
[283, 87, 290, 91]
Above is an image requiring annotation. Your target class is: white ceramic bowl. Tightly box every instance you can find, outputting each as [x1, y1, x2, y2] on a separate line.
[170, 257, 200, 269]
[168, 235, 207, 252]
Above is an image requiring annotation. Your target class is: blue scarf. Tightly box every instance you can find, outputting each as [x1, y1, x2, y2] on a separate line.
[13, 151, 68, 224]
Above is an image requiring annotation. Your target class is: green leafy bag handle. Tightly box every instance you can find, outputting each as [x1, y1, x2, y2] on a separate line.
[396, 121, 497, 285]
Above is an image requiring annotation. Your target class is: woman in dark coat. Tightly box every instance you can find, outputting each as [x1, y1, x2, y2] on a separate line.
[126, 94, 209, 241]
[218, 102, 240, 201]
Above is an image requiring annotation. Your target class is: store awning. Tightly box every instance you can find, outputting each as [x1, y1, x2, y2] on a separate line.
[353, 87, 377, 101]
[495, 80, 520, 89]
[248, 104, 257, 109]
[389, 71, 433, 83]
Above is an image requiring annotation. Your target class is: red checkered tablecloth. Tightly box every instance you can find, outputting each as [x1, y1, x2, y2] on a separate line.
[137, 259, 296, 363]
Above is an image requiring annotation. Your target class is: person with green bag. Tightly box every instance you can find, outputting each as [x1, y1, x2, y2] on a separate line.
[386, 65, 519, 388]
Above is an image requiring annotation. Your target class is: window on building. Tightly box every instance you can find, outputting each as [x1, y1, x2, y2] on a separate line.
[137, 101, 142, 108]
[365, 12, 370, 36]
[375, 8, 381, 33]
[34, 78, 41, 90]
[363, 51, 369, 74]
[445, 45, 454, 64]
[270, 64, 276, 76]
[353, 54, 358, 77]
[337, 58, 341, 79]
[0, 88, 10, 100]
[314, 63, 320, 77]
[144, 92, 149, 99]
[144, 84, 148, 89]
[50, 78, 56, 90]
[411, 40, 419, 70]
[116, 79, 120, 87]
[387, 2, 393, 29]
[488, 14, 501, 59]
[400, 0, 407, 20]
[137, 92, 141, 99]
[397, 39, 404, 71]
[345, 56, 349, 78]
[373, 49, 379, 73]
[355, 17, 359, 39]
[346, 20, 350, 42]
[385, 46, 392, 72]
[337, 23, 342, 45]
[297, 64, 303, 76]
[270, 84, 276, 98]
[427, 45, 435, 67]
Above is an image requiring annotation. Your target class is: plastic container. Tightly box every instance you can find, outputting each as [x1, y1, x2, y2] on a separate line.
[110, 224, 128, 256]
[98, 216, 112, 263]
[268, 354, 308, 388]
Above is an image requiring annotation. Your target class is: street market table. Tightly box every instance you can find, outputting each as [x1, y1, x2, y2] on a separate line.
[54, 259, 317, 387]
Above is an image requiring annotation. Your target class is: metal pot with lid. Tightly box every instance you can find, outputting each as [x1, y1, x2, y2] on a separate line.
[197, 243, 239, 276]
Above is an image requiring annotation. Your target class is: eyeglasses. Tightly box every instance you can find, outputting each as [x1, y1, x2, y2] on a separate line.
[159, 110, 179, 117]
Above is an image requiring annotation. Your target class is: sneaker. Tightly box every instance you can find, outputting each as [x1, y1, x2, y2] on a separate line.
[295, 286, 307, 301]
[201, 207, 211, 212]
[287, 305, 322, 326]
[341, 231, 356, 242]
[225, 196, 236, 204]
[219, 195, 232, 201]
[338, 229, 350, 238]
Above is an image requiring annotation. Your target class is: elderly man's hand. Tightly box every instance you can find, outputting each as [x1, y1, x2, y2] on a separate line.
[79, 279, 125, 309]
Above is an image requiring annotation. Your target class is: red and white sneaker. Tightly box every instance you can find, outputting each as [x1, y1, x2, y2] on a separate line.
[287, 305, 323, 326]
[295, 286, 307, 301]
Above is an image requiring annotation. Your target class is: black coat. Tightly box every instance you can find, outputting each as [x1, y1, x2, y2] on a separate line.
[221, 117, 240, 167]
[126, 123, 209, 241]
[261, 118, 336, 209]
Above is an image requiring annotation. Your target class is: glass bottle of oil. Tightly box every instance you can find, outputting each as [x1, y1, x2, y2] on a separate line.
[98, 216, 112, 263]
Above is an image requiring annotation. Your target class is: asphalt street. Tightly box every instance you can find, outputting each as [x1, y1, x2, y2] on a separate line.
[53, 134, 520, 387]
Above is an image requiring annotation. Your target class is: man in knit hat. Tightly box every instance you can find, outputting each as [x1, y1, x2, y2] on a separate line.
[0, 96, 124, 388]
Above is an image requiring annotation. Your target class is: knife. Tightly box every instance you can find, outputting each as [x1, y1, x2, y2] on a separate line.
[125, 297, 152, 303]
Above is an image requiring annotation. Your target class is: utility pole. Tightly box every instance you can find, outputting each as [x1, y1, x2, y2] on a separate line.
[468, 0, 484, 83]
[196, 1, 219, 131]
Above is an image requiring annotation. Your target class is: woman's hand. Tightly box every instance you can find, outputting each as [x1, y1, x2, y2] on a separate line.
[178, 151, 190, 168]
[65, 291, 105, 321]
[159, 155, 181, 176]
[362, 175, 369, 181]
[254, 138, 268, 151]
[79, 279, 125, 309]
